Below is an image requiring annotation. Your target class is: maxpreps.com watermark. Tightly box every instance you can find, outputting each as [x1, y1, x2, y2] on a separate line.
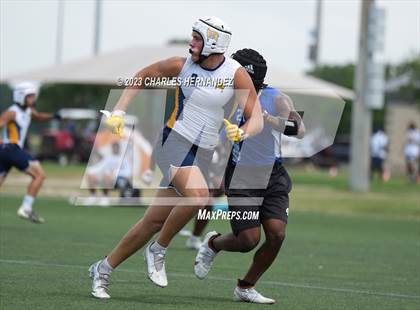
[116, 76, 234, 88]
[197, 209, 259, 221]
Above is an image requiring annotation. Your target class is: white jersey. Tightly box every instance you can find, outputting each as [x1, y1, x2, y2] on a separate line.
[168, 56, 241, 149]
[405, 128, 420, 159]
[87, 154, 131, 178]
[2, 104, 32, 148]
[370, 131, 388, 159]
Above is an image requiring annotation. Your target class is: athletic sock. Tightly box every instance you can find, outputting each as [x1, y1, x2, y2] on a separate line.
[237, 279, 255, 289]
[190, 235, 200, 242]
[99, 257, 114, 274]
[20, 195, 34, 212]
[208, 233, 221, 253]
[150, 241, 167, 254]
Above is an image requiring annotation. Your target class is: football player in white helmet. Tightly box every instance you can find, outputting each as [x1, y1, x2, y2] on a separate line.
[89, 16, 263, 298]
[0, 82, 62, 223]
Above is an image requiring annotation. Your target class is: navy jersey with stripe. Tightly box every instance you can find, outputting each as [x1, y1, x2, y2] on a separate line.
[231, 86, 282, 166]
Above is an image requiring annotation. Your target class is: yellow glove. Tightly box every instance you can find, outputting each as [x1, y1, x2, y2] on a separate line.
[100, 110, 125, 137]
[223, 118, 247, 142]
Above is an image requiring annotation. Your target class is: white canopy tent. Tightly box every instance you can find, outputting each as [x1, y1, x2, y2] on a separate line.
[1, 45, 354, 100]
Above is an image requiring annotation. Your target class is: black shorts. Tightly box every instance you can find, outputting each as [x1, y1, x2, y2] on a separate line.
[152, 127, 214, 188]
[225, 162, 292, 235]
[371, 157, 384, 171]
[0, 143, 34, 176]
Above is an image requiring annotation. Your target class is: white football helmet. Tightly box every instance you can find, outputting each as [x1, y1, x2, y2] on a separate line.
[192, 16, 232, 57]
[13, 82, 38, 106]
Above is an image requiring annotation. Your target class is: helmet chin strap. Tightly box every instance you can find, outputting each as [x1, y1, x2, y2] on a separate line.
[16, 95, 35, 110]
[15, 102, 26, 110]
[197, 55, 208, 64]
[189, 48, 209, 64]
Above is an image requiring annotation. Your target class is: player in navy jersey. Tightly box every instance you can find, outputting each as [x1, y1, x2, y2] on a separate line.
[194, 48, 305, 304]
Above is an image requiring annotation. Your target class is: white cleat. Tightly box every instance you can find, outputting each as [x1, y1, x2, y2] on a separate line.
[98, 197, 110, 207]
[89, 260, 111, 299]
[186, 235, 202, 250]
[144, 242, 168, 287]
[194, 231, 218, 279]
[17, 208, 45, 224]
[83, 196, 98, 206]
[178, 228, 192, 237]
[234, 286, 276, 304]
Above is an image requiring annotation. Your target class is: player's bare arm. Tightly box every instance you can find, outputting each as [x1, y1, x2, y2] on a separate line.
[0, 110, 16, 128]
[31, 109, 55, 122]
[234, 67, 263, 138]
[114, 57, 186, 111]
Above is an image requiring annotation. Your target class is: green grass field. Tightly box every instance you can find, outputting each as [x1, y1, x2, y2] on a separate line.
[0, 168, 419, 309]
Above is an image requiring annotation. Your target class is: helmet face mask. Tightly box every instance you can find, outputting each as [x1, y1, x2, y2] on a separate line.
[232, 48, 267, 92]
[191, 16, 232, 63]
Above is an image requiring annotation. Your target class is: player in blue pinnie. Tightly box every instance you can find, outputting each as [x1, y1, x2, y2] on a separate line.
[194, 49, 305, 304]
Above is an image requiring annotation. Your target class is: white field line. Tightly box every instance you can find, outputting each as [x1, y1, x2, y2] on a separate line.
[0, 258, 419, 301]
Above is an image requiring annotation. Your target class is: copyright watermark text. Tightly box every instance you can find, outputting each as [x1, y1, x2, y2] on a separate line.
[197, 209, 259, 221]
[116, 76, 234, 88]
